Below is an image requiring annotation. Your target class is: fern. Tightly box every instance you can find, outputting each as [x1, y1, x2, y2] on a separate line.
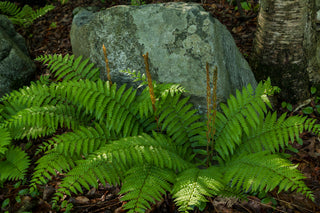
[35, 54, 100, 82]
[120, 165, 176, 213]
[213, 81, 272, 161]
[0, 146, 30, 183]
[0, 53, 318, 213]
[223, 151, 313, 198]
[0, 1, 54, 27]
[0, 128, 11, 154]
[172, 166, 224, 212]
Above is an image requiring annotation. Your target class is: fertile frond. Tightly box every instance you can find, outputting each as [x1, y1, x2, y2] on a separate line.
[0, 128, 11, 154]
[0, 146, 30, 182]
[239, 112, 318, 154]
[172, 167, 224, 212]
[35, 54, 100, 82]
[214, 81, 271, 161]
[120, 165, 176, 213]
[224, 152, 314, 201]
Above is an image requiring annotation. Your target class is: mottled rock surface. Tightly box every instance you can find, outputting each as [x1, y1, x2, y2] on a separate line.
[0, 15, 36, 97]
[70, 3, 257, 113]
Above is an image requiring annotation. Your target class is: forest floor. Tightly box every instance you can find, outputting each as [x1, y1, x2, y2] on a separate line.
[1, 0, 320, 212]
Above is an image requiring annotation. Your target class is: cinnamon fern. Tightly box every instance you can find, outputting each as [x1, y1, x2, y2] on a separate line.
[0, 53, 318, 212]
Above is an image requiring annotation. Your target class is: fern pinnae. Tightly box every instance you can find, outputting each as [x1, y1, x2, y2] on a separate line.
[0, 146, 30, 182]
[3, 104, 87, 140]
[238, 112, 316, 155]
[0, 1, 20, 16]
[0, 128, 11, 154]
[36, 54, 99, 82]
[120, 165, 176, 213]
[172, 166, 224, 212]
[30, 151, 76, 188]
[214, 81, 271, 160]
[224, 151, 314, 200]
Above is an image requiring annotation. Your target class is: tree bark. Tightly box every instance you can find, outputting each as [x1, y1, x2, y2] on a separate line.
[250, 0, 317, 104]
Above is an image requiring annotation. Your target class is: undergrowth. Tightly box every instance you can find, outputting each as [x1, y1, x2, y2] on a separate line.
[0, 50, 318, 212]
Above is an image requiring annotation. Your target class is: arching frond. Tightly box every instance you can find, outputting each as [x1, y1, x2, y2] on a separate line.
[120, 165, 176, 213]
[0, 2, 54, 27]
[157, 94, 207, 147]
[30, 151, 77, 191]
[172, 167, 224, 212]
[52, 123, 115, 157]
[35, 54, 100, 82]
[223, 151, 314, 201]
[214, 81, 271, 161]
[3, 104, 90, 140]
[0, 146, 30, 182]
[50, 133, 191, 205]
[238, 112, 319, 154]
[0, 128, 11, 154]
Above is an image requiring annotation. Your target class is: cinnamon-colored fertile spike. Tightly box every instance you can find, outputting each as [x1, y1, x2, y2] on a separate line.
[102, 44, 112, 86]
[143, 52, 159, 129]
[143, 52, 156, 112]
[206, 62, 218, 167]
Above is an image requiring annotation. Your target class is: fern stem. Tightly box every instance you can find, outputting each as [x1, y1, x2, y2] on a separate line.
[103, 44, 112, 86]
[143, 52, 159, 128]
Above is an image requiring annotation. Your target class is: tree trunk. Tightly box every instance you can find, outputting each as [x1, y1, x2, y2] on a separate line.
[250, 0, 317, 104]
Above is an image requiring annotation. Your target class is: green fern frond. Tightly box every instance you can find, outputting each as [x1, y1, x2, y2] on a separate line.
[0, 146, 30, 182]
[120, 165, 176, 213]
[29, 5, 55, 24]
[35, 54, 100, 82]
[214, 81, 271, 161]
[224, 151, 314, 201]
[0, 128, 11, 154]
[0, 81, 61, 119]
[0, 2, 54, 27]
[172, 167, 224, 212]
[30, 151, 77, 190]
[51, 123, 116, 157]
[50, 133, 191, 206]
[0, 1, 20, 16]
[53, 80, 152, 137]
[3, 104, 90, 140]
[157, 94, 207, 147]
[51, 151, 124, 204]
[238, 112, 317, 154]
[119, 69, 148, 87]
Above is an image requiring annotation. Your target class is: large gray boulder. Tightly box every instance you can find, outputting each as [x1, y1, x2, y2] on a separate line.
[70, 3, 257, 113]
[0, 15, 36, 97]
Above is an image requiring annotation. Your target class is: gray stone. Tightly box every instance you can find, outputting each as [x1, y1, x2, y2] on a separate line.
[0, 15, 36, 97]
[70, 3, 257, 113]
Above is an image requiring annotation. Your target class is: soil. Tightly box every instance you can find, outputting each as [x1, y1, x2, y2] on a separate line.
[1, 0, 320, 212]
